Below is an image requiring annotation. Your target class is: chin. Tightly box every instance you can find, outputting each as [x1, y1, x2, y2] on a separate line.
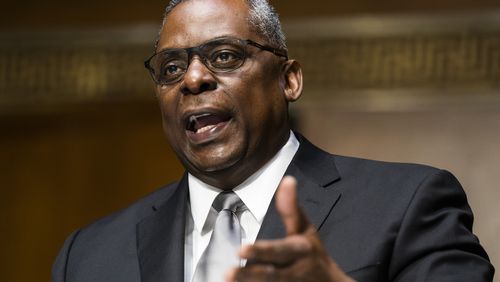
[195, 155, 241, 174]
[184, 141, 245, 172]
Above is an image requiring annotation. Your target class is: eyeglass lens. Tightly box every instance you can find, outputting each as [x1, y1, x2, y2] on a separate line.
[147, 38, 248, 85]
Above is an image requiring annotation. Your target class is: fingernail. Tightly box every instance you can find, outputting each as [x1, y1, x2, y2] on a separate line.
[281, 176, 297, 188]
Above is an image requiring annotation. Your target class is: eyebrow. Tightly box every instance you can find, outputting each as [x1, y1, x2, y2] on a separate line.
[155, 35, 243, 53]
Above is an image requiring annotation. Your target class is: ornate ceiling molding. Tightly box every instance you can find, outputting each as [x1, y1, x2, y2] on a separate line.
[1, 11, 500, 111]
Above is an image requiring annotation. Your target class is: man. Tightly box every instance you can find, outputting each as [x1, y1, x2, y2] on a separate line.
[52, 0, 494, 281]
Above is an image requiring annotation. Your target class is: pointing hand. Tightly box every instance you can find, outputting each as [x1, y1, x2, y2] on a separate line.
[226, 176, 355, 282]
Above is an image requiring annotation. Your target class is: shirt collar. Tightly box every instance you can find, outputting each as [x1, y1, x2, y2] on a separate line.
[188, 131, 300, 234]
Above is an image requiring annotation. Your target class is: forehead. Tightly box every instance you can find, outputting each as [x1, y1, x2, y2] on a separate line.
[158, 0, 256, 50]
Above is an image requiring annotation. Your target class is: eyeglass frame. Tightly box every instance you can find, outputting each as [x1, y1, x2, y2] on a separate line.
[144, 37, 289, 86]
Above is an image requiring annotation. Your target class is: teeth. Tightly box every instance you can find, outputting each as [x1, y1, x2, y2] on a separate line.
[189, 115, 197, 124]
[196, 124, 216, 134]
[188, 115, 197, 131]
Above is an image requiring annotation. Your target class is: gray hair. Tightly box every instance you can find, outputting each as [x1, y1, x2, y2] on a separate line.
[155, 0, 287, 51]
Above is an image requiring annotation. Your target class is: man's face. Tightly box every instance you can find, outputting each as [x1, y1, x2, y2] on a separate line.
[156, 0, 292, 189]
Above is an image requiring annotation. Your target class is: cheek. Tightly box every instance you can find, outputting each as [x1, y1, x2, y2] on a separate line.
[236, 87, 286, 140]
[246, 71, 285, 115]
[157, 89, 179, 119]
[157, 93, 183, 142]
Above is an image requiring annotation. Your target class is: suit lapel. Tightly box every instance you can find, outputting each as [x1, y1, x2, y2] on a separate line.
[257, 134, 342, 240]
[137, 174, 189, 282]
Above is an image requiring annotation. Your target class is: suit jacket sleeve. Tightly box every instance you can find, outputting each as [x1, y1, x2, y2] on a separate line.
[388, 169, 494, 281]
[52, 230, 80, 282]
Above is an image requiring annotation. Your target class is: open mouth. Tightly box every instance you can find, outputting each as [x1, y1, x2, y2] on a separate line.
[185, 112, 232, 135]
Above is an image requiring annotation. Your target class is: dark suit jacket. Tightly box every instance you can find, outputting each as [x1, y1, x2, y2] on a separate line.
[52, 135, 494, 281]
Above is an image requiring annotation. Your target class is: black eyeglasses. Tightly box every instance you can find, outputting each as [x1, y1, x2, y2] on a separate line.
[144, 37, 288, 85]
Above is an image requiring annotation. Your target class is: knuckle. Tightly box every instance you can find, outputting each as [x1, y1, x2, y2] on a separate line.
[265, 264, 277, 282]
[258, 242, 275, 258]
[293, 235, 313, 254]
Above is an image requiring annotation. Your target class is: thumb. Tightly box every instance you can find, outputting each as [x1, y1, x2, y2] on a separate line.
[276, 176, 310, 235]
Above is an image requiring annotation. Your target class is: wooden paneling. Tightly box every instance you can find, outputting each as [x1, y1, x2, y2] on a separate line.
[0, 101, 183, 281]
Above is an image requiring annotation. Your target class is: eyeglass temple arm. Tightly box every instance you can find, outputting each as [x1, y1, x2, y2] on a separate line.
[246, 40, 288, 60]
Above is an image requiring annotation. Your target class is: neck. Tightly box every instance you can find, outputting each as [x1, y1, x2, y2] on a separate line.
[192, 130, 291, 190]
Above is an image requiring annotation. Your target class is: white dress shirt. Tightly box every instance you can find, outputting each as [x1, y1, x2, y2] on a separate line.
[184, 131, 300, 282]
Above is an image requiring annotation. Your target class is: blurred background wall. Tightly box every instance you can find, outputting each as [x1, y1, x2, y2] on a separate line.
[0, 0, 499, 281]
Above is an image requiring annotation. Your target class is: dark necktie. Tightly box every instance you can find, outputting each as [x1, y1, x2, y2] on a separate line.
[193, 191, 244, 282]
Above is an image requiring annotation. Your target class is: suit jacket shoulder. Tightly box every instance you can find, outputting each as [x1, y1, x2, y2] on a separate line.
[52, 180, 184, 282]
[282, 135, 494, 281]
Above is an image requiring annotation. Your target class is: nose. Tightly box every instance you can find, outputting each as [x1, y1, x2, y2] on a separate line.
[181, 57, 217, 95]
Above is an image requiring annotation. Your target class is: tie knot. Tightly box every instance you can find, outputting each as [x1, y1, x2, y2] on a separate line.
[212, 191, 244, 213]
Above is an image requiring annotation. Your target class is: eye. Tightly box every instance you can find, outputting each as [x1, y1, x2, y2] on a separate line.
[158, 59, 186, 84]
[214, 51, 237, 62]
[164, 64, 180, 75]
[161, 60, 185, 75]
[209, 49, 244, 69]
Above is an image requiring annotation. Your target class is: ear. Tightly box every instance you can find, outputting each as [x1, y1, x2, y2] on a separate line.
[280, 59, 303, 102]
